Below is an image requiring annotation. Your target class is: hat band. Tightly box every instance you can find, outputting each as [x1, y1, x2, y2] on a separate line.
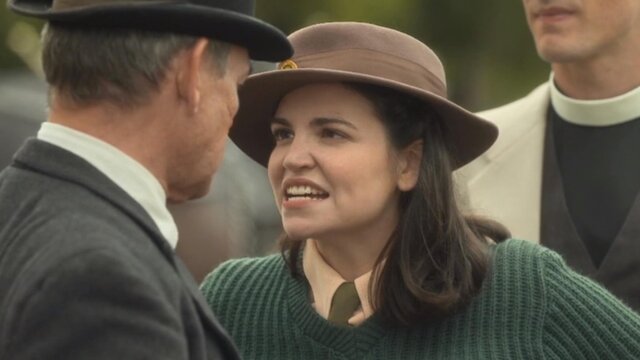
[52, 0, 171, 11]
[51, 0, 251, 14]
[290, 48, 447, 98]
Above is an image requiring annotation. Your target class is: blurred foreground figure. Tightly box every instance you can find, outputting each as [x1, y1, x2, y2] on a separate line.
[0, 73, 280, 284]
[0, 0, 291, 359]
[460, 0, 640, 310]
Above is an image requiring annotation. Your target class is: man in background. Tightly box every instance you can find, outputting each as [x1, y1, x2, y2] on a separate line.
[0, 0, 291, 359]
[461, 0, 640, 310]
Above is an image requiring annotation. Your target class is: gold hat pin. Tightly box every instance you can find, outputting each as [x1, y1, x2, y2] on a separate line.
[278, 59, 298, 70]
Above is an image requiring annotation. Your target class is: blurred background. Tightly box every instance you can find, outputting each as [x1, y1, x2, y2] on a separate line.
[0, 1, 549, 281]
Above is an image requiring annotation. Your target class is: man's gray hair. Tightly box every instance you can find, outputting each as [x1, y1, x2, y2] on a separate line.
[42, 23, 231, 108]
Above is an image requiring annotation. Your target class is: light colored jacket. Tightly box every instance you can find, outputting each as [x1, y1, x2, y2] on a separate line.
[457, 83, 550, 243]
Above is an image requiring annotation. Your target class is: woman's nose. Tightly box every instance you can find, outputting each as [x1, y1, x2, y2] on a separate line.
[282, 138, 314, 171]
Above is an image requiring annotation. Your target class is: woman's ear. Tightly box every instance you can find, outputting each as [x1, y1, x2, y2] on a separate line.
[397, 140, 423, 191]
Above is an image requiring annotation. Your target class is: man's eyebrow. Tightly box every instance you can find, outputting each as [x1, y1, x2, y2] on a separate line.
[311, 117, 357, 130]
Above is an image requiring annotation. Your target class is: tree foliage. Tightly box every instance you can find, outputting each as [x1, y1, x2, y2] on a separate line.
[0, 0, 548, 109]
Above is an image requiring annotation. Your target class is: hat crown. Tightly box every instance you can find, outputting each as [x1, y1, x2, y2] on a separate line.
[230, 22, 497, 170]
[285, 22, 447, 98]
[9, 0, 292, 61]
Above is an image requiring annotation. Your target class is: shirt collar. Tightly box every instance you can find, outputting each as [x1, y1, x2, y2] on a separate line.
[302, 239, 375, 319]
[550, 73, 640, 127]
[37, 122, 179, 248]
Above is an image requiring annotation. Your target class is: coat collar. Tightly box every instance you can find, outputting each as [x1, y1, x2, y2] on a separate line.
[477, 82, 550, 162]
[12, 138, 237, 355]
[14, 138, 173, 255]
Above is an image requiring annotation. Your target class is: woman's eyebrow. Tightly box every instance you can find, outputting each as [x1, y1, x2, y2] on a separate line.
[311, 117, 357, 130]
[270, 117, 290, 126]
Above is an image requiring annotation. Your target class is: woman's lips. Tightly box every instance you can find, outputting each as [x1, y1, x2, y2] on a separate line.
[282, 196, 327, 209]
[280, 179, 329, 209]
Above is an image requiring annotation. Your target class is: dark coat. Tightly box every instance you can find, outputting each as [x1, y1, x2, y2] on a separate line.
[0, 138, 240, 360]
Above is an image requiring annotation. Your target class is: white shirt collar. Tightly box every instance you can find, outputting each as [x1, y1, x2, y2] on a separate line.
[37, 122, 179, 248]
[302, 239, 375, 321]
[550, 73, 640, 127]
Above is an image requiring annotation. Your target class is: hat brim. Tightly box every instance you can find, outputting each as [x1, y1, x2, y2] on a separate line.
[9, 1, 292, 61]
[230, 69, 498, 169]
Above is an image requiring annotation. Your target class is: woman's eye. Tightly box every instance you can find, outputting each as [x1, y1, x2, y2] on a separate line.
[271, 127, 293, 142]
[321, 128, 346, 139]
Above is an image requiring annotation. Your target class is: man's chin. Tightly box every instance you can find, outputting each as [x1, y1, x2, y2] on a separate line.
[535, 38, 588, 64]
[167, 178, 213, 204]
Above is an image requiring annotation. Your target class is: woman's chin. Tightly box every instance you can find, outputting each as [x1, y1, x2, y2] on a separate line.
[282, 225, 317, 241]
[283, 231, 312, 241]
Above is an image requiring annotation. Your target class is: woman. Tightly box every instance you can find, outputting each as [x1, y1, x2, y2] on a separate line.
[201, 22, 640, 359]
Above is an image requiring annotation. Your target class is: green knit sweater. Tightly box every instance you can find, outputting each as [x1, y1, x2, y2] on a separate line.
[201, 239, 640, 359]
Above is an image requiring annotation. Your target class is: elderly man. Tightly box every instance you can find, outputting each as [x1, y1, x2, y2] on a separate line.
[0, 0, 291, 358]
[461, 0, 640, 310]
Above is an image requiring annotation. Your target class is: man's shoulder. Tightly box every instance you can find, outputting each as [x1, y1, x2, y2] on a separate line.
[0, 141, 105, 204]
[0, 165, 142, 238]
[0, 141, 156, 240]
[0, 166, 167, 291]
[462, 82, 550, 167]
[0, 242, 209, 360]
[478, 82, 550, 126]
[0, 210, 159, 279]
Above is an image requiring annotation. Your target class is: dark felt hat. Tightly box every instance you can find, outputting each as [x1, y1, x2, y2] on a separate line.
[229, 22, 498, 169]
[8, 0, 292, 61]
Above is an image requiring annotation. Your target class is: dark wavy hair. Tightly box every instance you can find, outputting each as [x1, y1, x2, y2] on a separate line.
[279, 82, 509, 326]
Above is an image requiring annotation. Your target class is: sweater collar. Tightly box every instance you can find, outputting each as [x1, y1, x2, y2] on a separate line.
[550, 73, 640, 127]
[287, 246, 388, 357]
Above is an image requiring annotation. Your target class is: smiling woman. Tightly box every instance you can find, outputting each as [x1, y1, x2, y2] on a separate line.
[200, 22, 640, 360]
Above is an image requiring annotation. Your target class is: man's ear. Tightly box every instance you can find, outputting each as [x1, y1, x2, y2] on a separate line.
[397, 139, 423, 191]
[176, 38, 210, 114]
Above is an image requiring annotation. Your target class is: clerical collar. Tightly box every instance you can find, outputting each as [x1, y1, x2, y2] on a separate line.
[550, 73, 640, 127]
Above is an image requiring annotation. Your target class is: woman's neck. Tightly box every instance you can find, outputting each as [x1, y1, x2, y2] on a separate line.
[311, 228, 393, 281]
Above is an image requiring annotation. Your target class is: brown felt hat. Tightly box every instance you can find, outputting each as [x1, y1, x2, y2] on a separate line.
[8, 0, 292, 61]
[230, 22, 497, 168]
